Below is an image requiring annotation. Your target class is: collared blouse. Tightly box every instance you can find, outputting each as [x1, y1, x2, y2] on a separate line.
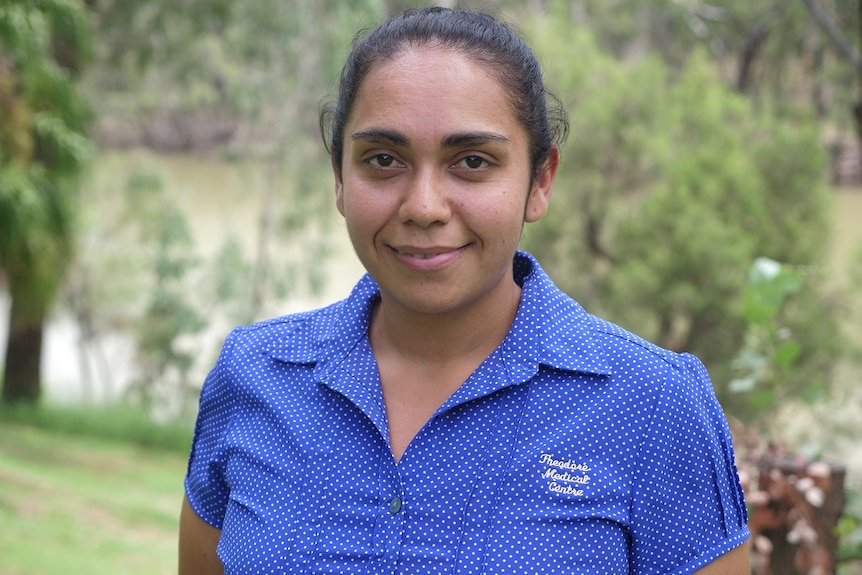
[185, 252, 749, 574]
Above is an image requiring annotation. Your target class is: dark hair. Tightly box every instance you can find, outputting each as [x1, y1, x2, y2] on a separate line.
[320, 6, 568, 181]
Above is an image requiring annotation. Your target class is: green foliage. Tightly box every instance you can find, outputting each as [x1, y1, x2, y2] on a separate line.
[69, 160, 209, 413]
[728, 258, 814, 414]
[20, 0, 850, 421]
[88, 0, 388, 150]
[522, 16, 840, 420]
[0, 0, 93, 403]
[79, 0, 366, 342]
[129, 192, 208, 413]
[0, 0, 92, 290]
[207, 236, 256, 324]
[67, 151, 342, 413]
[838, 489, 862, 566]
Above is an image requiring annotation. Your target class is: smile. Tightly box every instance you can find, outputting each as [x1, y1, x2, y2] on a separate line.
[390, 245, 466, 268]
[394, 247, 459, 258]
[399, 251, 438, 259]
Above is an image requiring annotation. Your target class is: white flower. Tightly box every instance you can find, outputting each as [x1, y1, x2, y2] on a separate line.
[805, 487, 825, 508]
[806, 461, 831, 478]
[753, 257, 782, 280]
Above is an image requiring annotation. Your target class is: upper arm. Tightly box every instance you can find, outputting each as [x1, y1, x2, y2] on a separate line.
[629, 354, 750, 571]
[693, 540, 750, 575]
[179, 495, 224, 575]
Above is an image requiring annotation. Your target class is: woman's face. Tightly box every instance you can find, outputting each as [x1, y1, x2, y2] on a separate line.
[335, 46, 557, 318]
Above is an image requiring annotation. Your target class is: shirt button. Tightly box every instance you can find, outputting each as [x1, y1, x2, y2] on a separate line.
[389, 497, 402, 514]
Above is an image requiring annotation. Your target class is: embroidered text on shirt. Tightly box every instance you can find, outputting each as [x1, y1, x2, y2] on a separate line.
[539, 453, 591, 496]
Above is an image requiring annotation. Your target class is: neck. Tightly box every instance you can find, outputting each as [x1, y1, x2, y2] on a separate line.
[369, 280, 522, 367]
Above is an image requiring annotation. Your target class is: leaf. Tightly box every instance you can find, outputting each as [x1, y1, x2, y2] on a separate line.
[774, 340, 801, 368]
[750, 389, 776, 410]
[729, 375, 759, 393]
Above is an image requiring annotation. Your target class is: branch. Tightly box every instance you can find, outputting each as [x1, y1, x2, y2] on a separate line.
[800, 0, 862, 74]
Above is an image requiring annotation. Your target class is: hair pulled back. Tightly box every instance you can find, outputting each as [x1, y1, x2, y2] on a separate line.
[320, 6, 568, 181]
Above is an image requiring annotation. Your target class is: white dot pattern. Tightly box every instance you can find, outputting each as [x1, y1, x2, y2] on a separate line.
[185, 251, 749, 574]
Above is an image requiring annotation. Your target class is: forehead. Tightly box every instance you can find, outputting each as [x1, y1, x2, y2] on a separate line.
[347, 47, 523, 142]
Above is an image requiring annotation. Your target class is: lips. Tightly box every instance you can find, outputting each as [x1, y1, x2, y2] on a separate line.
[393, 247, 458, 258]
[390, 245, 466, 268]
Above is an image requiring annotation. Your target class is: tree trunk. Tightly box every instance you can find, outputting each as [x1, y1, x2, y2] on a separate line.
[856, 0, 862, 154]
[811, 44, 827, 117]
[855, 102, 862, 147]
[1, 294, 45, 404]
[737, 24, 771, 93]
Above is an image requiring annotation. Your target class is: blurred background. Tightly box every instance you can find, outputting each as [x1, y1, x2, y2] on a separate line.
[1, 0, 861, 573]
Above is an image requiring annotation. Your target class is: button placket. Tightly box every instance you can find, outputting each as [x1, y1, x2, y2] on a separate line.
[370, 457, 405, 574]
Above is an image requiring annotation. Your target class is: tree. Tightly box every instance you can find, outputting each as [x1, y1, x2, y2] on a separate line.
[83, 0, 422, 329]
[521, 12, 840, 419]
[530, 1, 856, 144]
[0, 0, 92, 403]
[801, 0, 862, 146]
[53, 0, 391, 410]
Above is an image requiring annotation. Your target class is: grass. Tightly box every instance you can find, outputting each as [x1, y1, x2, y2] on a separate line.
[0, 409, 190, 575]
[0, 403, 194, 453]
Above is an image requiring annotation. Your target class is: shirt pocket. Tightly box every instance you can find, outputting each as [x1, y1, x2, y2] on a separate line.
[476, 453, 632, 574]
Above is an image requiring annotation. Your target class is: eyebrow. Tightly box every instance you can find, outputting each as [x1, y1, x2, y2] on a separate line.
[350, 129, 509, 149]
[441, 131, 509, 148]
[351, 129, 410, 147]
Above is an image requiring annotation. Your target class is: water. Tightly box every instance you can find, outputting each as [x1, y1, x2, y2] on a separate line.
[1, 151, 365, 405]
[828, 187, 862, 289]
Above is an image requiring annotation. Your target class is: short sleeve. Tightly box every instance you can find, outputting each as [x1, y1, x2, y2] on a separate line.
[629, 353, 749, 574]
[184, 330, 239, 529]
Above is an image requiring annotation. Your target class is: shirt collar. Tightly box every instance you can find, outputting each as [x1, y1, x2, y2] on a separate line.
[266, 251, 611, 379]
[501, 252, 611, 378]
[262, 273, 377, 371]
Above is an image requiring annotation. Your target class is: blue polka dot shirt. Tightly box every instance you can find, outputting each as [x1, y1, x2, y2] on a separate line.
[185, 251, 749, 574]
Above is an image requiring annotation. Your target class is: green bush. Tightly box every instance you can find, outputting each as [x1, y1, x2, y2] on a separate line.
[522, 12, 840, 420]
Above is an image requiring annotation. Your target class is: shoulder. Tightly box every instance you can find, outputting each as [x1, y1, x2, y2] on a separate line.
[587, 314, 719, 425]
[222, 303, 344, 363]
[588, 313, 702, 380]
[219, 273, 378, 367]
[517, 252, 703, 390]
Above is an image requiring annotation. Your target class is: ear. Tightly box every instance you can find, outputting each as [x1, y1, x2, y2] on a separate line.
[333, 159, 346, 217]
[524, 144, 559, 223]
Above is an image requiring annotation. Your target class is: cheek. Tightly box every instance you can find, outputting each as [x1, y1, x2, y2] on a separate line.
[479, 189, 529, 227]
[340, 189, 391, 234]
[471, 203, 527, 248]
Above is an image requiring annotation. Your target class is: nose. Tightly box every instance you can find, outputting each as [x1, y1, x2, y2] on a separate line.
[398, 167, 451, 227]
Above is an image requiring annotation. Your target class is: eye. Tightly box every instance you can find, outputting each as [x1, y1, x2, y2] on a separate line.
[368, 154, 398, 168]
[454, 155, 489, 170]
[464, 155, 484, 169]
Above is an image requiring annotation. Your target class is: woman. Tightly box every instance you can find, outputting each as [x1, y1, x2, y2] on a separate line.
[179, 7, 750, 574]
